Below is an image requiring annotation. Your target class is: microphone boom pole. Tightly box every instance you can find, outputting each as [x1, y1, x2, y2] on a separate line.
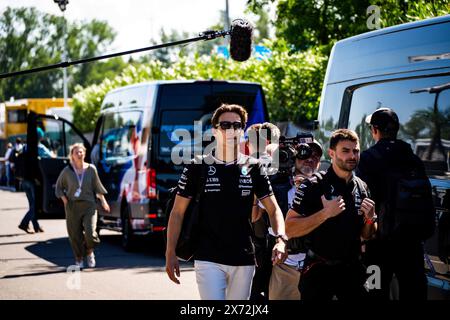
[0, 29, 230, 79]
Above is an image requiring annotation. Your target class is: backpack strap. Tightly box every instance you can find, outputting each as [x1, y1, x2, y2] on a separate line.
[194, 163, 207, 203]
[353, 175, 370, 199]
[311, 170, 329, 197]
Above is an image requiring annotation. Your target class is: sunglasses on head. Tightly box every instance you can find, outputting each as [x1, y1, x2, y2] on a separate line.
[217, 121, 243, 130]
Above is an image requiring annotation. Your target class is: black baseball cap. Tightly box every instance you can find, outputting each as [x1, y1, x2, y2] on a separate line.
[308, 140, 323, 157]
[365, 108, 400, 131]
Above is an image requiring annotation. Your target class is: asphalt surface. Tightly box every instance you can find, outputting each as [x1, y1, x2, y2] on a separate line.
[0, 189, 199, 300]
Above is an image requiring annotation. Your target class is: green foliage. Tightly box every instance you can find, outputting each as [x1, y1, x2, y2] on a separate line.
[248, 0, 450, 50]
[377, 0, 450, 27]
[0, 7, 61, 99]
[73, 40, 327, 132]
[64, 0, 450, 135]
[247, 5, 271, 43]
[0, 6, 123, 100]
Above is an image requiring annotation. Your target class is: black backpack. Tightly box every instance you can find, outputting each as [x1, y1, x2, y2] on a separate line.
[164, 160, 207, 261]
[368, 148, 435, 241]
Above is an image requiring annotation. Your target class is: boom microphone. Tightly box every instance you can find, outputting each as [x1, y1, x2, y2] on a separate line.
[0, 18, 254, 79]
[229, 18, 253, 62]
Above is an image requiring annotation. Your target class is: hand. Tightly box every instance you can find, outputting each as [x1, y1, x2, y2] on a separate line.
[101, 200, 110, 213]
[271, 241, 288, 265]
[321, 195, 345, 219]
[165, 251, 181, 284]
[360, 198, 375, 220]
[293, 175, 305, 186]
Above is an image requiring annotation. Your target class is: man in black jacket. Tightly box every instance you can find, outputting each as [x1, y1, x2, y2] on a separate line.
[286, 129, 377, 300]
[356, 107, 429, 300]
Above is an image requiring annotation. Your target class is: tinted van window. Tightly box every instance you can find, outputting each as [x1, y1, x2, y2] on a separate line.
[347, 75, 450, 176]
[159, 110, 205, 157]
[101, 111, 142, 160]
[155, 83, 267, 170]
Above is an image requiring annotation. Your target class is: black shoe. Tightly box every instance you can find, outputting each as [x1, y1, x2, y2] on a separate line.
[18, 225, 34, 234]
[35, 227, 44, 233]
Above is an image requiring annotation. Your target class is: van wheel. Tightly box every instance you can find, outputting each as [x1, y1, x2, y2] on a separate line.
[121, 205, 135, 252]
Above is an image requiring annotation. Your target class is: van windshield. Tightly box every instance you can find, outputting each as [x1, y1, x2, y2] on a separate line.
[348, 75, 450, 176]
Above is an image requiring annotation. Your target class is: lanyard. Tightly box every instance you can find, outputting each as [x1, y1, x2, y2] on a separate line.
[72, 164, 85, 190]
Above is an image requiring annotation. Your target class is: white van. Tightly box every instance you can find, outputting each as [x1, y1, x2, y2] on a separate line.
[317, 15, 450, 298]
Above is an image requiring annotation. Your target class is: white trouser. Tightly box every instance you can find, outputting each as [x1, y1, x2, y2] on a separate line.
[194, 260, 255, 300]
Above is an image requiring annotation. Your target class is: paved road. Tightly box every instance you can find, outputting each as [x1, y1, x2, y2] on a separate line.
[0, 189, 199, 300]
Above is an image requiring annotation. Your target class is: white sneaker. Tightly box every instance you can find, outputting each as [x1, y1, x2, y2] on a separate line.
[75, 260, 84, 269]
[86, 253, 96, 268]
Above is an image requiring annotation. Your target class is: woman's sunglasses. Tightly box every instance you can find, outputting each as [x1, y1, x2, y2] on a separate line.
[217, 121, 243, 130]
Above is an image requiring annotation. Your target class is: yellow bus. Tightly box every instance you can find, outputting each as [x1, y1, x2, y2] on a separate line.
[0, 98, 72, 153]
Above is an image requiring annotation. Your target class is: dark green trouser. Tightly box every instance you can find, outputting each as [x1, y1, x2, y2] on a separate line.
[65, 200, 100, 259]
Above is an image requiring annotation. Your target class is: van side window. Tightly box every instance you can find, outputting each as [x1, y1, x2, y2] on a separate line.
[159, 110, 205, 158]
[347, 76, 450, 176]
[100, 111, 142, 160]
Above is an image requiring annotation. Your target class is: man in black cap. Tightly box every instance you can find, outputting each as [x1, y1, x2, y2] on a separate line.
[269, 139, 323, 300]
[357, 107, 431, 300]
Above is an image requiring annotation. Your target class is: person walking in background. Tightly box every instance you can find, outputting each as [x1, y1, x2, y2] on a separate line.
[17, 143, 44, 234]
[55, 143, 110, 269]
[11, 138, 24, 190]
[4, 142, 13, 187]
[14, 137, 24, 154]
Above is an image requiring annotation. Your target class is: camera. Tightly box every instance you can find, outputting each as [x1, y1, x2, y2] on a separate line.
[274, 133, 315, 176]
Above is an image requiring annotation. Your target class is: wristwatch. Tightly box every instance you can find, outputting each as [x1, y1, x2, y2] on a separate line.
[275, 234, 289, 244]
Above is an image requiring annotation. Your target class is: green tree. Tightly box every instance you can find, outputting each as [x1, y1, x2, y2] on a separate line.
[141, 28, 191, 67]
[248, 0, 371, 51]
[0, 6, 121, 100]
[67, 19, 118, 91]
[247, 5, 270, 44]
[0, 7, 60, 99]
[247, 0, 450, 50]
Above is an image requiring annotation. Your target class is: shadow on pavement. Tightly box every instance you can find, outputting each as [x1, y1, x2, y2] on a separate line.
[0, 233, 30, 238]
[2, 268, 67, 279]
[22, 233, 194, 273]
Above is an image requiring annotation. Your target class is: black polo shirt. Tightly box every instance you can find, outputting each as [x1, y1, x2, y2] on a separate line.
[291, 167, 368, 261]
[177, 154, 273, 266]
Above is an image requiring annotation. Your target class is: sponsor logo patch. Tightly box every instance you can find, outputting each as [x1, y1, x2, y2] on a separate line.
[208, 166, 216, 175]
